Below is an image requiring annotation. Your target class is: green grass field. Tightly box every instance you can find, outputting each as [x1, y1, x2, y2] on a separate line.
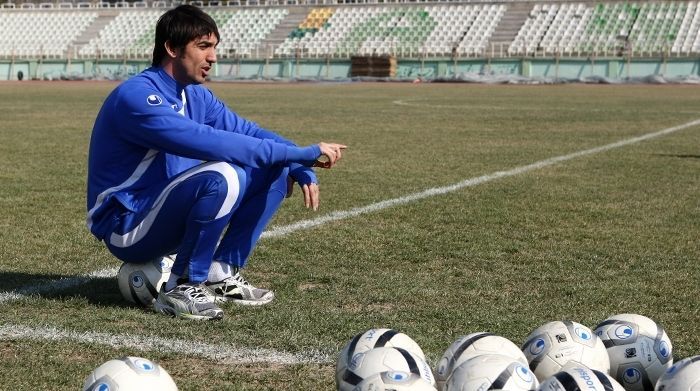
[0, 81, 699, 390]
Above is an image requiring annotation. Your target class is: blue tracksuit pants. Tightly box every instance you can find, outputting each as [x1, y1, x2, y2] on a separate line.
[104, 161, 287, 283]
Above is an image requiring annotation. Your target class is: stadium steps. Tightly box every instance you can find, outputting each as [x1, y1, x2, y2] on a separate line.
[487, 1, 532, 56]
[73, 11, 119, 47]
[257, 6, 312, 56]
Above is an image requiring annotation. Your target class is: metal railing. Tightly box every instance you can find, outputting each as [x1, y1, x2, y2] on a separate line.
[1, 39, 696, 62]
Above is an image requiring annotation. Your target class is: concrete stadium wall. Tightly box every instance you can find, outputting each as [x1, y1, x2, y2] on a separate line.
[1, 57, 699, 81]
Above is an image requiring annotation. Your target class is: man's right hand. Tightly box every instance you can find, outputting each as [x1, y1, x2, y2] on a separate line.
[315, 142, 347, 168]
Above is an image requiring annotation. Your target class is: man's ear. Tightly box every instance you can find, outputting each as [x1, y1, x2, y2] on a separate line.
[164, 41, 179, 59]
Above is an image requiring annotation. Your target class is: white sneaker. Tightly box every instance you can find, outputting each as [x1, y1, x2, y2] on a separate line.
[205, 270, 275, 305]
[154, 283, 224, 321]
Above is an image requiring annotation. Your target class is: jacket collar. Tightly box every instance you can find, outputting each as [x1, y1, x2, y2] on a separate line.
[152, 66, 186, 97]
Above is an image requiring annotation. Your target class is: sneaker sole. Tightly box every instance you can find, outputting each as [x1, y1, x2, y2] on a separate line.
[154, 302, 224, 321]
[215, 292, 275, 306]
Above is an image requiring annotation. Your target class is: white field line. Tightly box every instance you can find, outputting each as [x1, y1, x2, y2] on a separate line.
[262, 118, 700, 238]
[0, 323, 332, 364]
[0, 119, 698, 364]
[0, 267, 119, 304]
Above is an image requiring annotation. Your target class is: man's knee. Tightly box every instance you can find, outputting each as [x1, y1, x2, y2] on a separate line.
[268, 166, 289, 195]
[199, 162, 245, 219]
[251, 165, 288, 195]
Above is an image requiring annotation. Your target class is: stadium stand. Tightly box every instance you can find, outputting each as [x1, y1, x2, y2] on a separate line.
[76, 8, 287, 58]
[215, 8, 288, 57]
[0, 10, 97, 58]
[78, 9, 161, 58]
[274, 4, 505, 58]
[509, 2, 691, 56]
[675, 1, 700, 54]
[0, 1, 699, 60]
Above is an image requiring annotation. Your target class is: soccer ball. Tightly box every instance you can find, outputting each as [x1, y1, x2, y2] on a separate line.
[521, 320, 610, 381]
[82, 356, 178, 391]
[537, 363, 625, 391]
[117, 256, 173, 306]
[593, 313, 673, 390]
[337, 347, 435, 391]
[336, 329, 426, 387]
[436, 332, 528, 390]
[353, 371, 438, 391]
[445, 354, 539, 391]
[655, 356, 700, 391]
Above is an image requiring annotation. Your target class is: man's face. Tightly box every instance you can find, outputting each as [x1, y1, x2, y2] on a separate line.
[171, 33, 218, 85]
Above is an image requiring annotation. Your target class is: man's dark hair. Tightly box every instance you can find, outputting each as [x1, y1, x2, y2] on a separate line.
[152, 5, 220, 66]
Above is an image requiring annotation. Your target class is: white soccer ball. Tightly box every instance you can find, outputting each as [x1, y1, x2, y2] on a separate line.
[117, 256, 173, 306]
[655, 356, 700, 391]
[336, 329, 426, 387]
[353, 371, 438, 391]
[522, 320, 610, 381]
[337, 347, 435, 391]
[436, 332, 528, 390]
[537, 363, 625, 391]
[593, 313, 673, 390]
[445, 354, 539, 391]
[82, 356, 178, 391]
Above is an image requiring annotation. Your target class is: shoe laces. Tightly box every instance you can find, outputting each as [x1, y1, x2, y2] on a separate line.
[181, 284, 211, 303]
[223, 272, 250, 287]
[234, 273, 250, 286]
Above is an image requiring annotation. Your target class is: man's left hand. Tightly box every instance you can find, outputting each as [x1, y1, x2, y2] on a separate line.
[287, 177, 320, 211]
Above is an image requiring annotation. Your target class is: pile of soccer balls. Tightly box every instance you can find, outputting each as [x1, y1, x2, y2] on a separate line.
[336, 314, 700, 391]
[109, 262, 700, 391]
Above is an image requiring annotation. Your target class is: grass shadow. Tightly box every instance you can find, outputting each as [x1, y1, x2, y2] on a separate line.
[653, 153, 700, 159]
[0, 271, 134, 308]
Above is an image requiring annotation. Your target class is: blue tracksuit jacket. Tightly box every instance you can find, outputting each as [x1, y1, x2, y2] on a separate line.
[86, 67, 319, 240]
